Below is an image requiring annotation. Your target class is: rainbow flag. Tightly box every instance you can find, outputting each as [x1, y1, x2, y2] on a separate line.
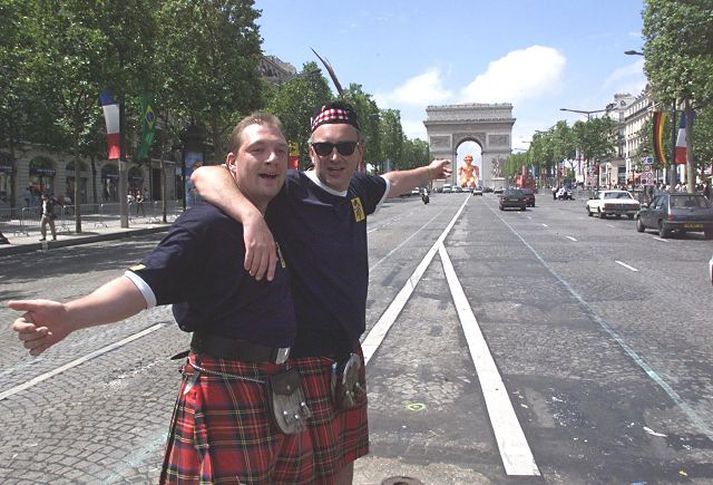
[652, 111, 666, 166]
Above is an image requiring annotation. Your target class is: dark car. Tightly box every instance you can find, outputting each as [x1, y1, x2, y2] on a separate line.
[499, 188, 527, 211]
[519, 187, 536, 207]
[636, 192, 713, 239]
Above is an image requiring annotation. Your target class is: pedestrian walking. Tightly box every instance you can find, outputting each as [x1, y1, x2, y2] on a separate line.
[9, 113, 315, 484]
[39, 192, 59, 241]
[192, 101, 451, 484]
[135, 189, 146, 216]
[23, 186, 32, 207]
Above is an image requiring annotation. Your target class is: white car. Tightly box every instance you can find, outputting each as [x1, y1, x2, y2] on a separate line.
[586, 190, 640, 219]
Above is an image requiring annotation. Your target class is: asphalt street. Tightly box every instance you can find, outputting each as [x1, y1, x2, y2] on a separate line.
[1, 191, 712, 484]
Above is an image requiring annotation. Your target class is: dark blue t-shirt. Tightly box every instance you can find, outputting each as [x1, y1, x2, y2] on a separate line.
[266, 170, 387, 357]
[130, 202, 295, 347]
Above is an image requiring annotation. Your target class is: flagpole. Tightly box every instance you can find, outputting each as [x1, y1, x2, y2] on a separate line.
[670, 99, 676, 192]
[685, 98, 694, 193]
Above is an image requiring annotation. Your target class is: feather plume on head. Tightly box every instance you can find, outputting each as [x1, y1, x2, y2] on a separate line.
[311, 47, 344, 97]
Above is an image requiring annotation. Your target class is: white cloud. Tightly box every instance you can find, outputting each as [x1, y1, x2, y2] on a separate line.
[603, 59, 646, 93]
[401, 118, 428, 140]
[376, 68, 453, 107]
[459, 45, 566, 103]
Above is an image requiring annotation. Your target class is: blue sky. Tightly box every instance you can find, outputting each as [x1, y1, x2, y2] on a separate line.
[254, 0, 647, 152]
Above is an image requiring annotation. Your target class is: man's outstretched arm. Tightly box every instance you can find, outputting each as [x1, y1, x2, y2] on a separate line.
[383, 159, 452, 197]
[9, 277, 146, 356]
[191, 165, 277, 281]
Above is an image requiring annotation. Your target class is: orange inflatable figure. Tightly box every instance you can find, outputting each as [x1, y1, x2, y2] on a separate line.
[459, 154, 479, 189]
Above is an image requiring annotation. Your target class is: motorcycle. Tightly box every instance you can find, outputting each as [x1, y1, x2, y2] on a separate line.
[421, 188, 430, 205]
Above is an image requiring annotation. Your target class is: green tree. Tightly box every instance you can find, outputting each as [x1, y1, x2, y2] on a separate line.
[379, 109, 403, 172]
[0, 0, 37, 211]
[267, 62, 332, 167]
[643, 0, 713, 188]
[343, 84, 381, 168]
[158, 0, 265, 162]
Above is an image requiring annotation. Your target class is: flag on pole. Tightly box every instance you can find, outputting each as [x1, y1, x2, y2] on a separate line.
[99, 90, 120, 160]
[137, 94, 156, 160]
[652, 111, 667, 166]
[674, 112, 687, 165]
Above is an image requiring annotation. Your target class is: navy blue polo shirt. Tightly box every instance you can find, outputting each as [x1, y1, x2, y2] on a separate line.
[266, 170, 387, 357]
[127, 202, 295, 347]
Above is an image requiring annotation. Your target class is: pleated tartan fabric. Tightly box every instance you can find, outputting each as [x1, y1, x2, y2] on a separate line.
[160, 353, 314, 484]
[292, 352, 369, 484]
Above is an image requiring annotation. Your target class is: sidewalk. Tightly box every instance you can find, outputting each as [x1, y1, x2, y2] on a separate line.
[0, 214, 173, 256]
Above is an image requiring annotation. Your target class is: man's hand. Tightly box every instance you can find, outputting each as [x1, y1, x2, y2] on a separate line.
[9, 300, 74, 356]
[429, 159, 452, 180]
[242, 213, 278, 281]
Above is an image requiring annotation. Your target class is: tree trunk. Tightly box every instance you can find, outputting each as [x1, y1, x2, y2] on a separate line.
[74, 131, 82, 233]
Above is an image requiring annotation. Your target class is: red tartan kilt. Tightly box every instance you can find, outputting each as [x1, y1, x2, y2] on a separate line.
[293, 348, 369, 483]
[160, 353, 314, 484]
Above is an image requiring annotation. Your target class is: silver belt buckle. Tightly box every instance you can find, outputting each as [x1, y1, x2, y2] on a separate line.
[275, 347, 290, 365]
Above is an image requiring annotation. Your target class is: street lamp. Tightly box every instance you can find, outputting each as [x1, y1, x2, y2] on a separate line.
[625, 48, 677, 190]
[559, 107, 606, 120]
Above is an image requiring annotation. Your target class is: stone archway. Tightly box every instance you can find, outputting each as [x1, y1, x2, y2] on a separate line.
[424, 103, 514, 189]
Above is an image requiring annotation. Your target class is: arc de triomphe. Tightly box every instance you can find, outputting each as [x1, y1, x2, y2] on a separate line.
[424, 103, 515, 189]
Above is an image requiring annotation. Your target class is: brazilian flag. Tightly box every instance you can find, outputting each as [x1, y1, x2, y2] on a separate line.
[137, 94, 156, 160]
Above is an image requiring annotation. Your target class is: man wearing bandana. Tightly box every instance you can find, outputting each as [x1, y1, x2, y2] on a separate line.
[193, 101, 451, 484]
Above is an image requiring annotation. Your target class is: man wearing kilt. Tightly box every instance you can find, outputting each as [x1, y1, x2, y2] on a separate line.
[10, 113, 315, 484]
[192, 102, 451, 484]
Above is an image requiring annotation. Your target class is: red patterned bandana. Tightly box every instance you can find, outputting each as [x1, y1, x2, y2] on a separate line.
[310, 104, 360, 132]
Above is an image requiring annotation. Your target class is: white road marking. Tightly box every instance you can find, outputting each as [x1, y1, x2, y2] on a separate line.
[653, 237, 670, 243]
[615, 260, 639, 272]
[490, 205, 713, 443]
[527, 216, 532, 220]
[362, 196, 470, 364]
[565, 236, 577, 242]
[606, 224, 615, 228]
[439, 244, 540, 476]
[369, 211, 443, 271]
[0, 323, 166, 402]
[541, 223, 549, 228]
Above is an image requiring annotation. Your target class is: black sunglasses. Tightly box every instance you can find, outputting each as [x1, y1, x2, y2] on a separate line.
[311, 141, 359, 157]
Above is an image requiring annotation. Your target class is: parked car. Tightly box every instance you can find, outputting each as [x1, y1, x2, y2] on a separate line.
[586, 190, 640, 219]
[454, 186, 463, 193]
[472, 185, 484, 196]
[519, 187, 536, 207]
[556, 187, 573, 200]
[499, 188, 527, 211]
[483, 186, 494, 193]
[493, 186, 505, 194]
[636, 192, 713, 239]
[442, 183, 452, 193]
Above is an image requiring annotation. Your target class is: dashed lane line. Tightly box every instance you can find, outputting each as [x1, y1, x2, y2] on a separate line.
[566, 236, 578, 242]
[615, 260, 639, 272]
[0, 323, 166, 402]
[653, 237, 671, 243]
[489, 204, 713, 443]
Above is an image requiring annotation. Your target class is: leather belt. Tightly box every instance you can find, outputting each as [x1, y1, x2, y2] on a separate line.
[190, 332, 290, 365]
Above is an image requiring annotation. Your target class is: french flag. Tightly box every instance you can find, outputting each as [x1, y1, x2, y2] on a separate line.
[674, 112, 687, 165]
[100, 90, 120, 160]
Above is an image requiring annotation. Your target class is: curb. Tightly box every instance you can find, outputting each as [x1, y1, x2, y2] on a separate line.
[0, 225, 170, 257]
